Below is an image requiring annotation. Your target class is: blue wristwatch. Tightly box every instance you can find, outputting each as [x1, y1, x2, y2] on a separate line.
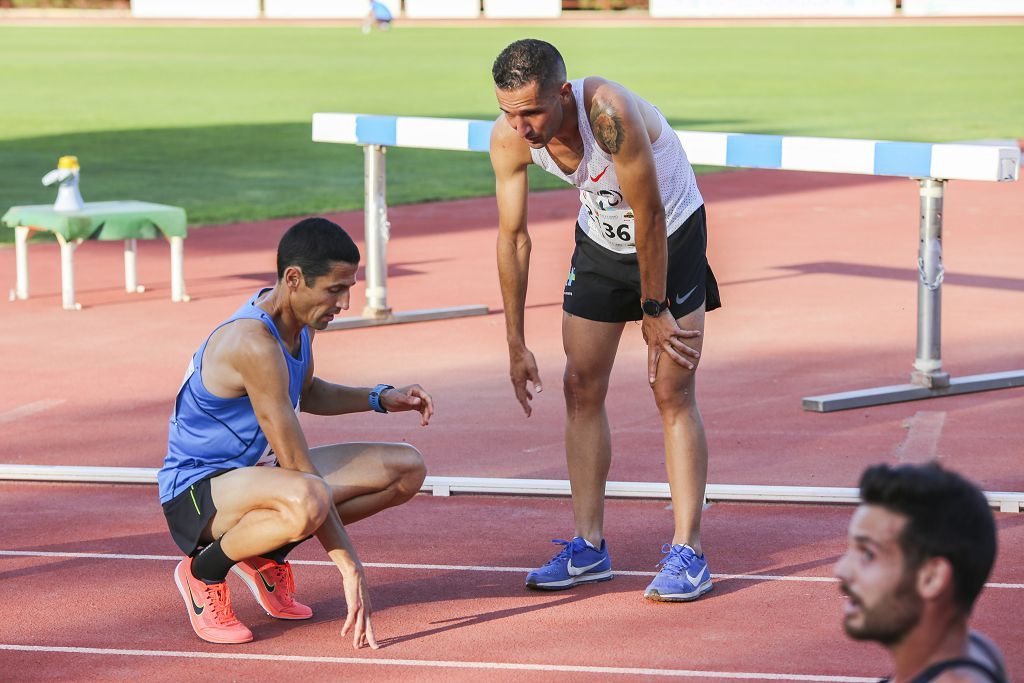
[369, 384, 394, 413]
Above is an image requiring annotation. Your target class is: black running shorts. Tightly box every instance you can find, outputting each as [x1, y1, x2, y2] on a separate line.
[563, 204, 721, 323]
[162, 471, 227, 555]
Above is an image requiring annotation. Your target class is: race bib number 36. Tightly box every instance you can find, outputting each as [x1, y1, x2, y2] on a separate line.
[581, 189, 635, 253]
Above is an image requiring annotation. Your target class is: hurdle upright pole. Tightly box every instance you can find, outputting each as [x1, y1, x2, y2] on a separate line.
[362, 144, 392, 319]
[911, 178, 949, 388]
[803, 173, 1024, 411]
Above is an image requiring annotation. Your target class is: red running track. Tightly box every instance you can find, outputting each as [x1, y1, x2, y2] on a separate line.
[1, 482, 1023, 680]
[1, 167, 1022, 678]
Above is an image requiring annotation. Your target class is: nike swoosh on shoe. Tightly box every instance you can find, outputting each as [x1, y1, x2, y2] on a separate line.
[685, 566, 708, 586]
[187, 583, 204, 615]
[255, 567, 276, 593]
[567, 559, 604, 576]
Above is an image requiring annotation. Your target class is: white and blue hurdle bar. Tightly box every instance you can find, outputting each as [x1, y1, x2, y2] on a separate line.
[312, 113, 1022, 413]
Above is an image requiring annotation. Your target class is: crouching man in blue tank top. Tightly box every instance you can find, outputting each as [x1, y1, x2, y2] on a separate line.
[158, 217, 431, 648]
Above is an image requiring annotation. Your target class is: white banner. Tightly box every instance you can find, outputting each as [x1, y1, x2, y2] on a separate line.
[131, 0, 261, 18]
[405, 0, 480, 18]
[650, 0, 894, 17]
[902, 0, 1024, 15]
[266, 0, 358, 18]
[484, 0, 561, 18]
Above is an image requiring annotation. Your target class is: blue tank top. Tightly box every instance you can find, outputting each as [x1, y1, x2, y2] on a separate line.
[158, 290, 311, 503]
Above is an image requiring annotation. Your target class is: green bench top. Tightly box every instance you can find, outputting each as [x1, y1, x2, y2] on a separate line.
[2, 201, 187, 241]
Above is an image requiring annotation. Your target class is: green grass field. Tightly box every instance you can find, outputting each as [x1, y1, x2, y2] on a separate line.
[1, 24, 1021, 233]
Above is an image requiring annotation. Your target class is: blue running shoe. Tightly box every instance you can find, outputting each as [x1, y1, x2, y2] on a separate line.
[525, 537, 613, 590]
[643, 543, 713, 602]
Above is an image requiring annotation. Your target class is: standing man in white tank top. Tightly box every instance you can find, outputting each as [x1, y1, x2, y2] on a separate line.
[489, 39, 721, 601]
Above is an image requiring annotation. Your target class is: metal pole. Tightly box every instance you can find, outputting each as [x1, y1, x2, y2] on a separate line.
[911, 178, 950, 388]
[362, 144, 392, 319]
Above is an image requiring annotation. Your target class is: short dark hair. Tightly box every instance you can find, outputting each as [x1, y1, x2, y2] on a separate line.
[492, 39, 567, 92]
[859, 462, 996, 612]
[276, 217, 360, 285]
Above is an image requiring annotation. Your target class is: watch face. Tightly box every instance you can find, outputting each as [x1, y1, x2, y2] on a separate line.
[642, 299, 660, 316]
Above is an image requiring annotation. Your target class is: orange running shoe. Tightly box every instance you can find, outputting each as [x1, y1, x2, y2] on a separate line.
[174, 557, 254, 644]
[231, 557, 313, 620]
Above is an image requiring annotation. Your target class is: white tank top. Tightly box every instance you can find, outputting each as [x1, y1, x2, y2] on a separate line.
[530, 78, 704, 254]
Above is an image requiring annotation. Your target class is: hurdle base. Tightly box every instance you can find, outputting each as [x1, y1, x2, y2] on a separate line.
[325, 304, 489, 330]
[802, 369, 1024, 413]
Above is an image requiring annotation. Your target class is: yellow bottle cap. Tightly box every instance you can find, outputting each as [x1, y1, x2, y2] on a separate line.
[57, 155, 80, 170]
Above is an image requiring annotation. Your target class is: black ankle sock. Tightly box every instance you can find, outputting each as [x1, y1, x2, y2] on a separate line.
[266, 537, 309, 564]
[191, 539, 237, 584]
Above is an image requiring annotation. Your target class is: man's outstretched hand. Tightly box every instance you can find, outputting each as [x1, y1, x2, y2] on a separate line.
[381, 384, 434, 426]
[509, 347, 542, 416]
[340, 566, 378, 649]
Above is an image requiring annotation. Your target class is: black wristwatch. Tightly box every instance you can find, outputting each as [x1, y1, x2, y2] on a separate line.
[641, 298, 670, 317]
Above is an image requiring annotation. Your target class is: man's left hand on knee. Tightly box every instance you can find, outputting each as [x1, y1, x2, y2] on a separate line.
[643, 314, 701, 384]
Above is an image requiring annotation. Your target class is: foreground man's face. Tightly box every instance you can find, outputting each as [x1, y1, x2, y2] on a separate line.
[835, 504, 923, 645]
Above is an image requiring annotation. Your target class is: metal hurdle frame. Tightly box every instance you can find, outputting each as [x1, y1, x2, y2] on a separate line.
[314, 113, 1022, 411]
[802, 176, 1024, 411]
[311, 116, 491, 330]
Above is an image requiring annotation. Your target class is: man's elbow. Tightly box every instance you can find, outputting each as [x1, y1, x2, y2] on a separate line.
[646, 204, 666, 225]
[515, 231, 532, 251]
[497, 228, 530, 251]
[636, 207, 666, 234]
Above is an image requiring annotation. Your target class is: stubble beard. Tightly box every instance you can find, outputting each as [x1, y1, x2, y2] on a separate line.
[842, 573, 923, 646]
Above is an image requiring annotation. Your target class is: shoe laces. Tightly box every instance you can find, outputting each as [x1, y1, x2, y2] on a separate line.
[258, 560, 297, 604]
[280, 561, 296, 595]
[271, 561, 297, 601]
[542, 539, 575, 567]
[655, 543, 697, 576]
[203, 581, 242, 626]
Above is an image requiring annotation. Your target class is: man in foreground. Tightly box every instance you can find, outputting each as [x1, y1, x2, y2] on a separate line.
[489, 38, 720, 600]
[158, 217, 431, 648]
[836, 463, 1007, 682]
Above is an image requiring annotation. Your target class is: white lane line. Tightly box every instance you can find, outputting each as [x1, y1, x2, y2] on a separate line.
[0, 644, 879, 681]
[895, 410, 946, 463]
[2, 549, 1022, 589]
[0, 399, 65, 425]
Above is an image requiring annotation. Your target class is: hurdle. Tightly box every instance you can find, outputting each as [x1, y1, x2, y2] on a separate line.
[314, 113, 1021, 410]
[3, 464, 1021, 512]
[310, 117, 491, 330]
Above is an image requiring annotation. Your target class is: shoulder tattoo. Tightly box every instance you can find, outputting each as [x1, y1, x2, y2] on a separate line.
[589, 98, 626, 154]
